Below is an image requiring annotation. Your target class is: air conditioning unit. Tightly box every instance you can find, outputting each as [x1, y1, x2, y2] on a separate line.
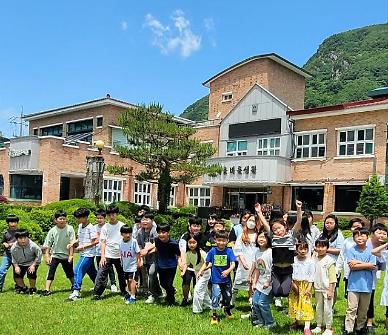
[252, 103, 258, 114]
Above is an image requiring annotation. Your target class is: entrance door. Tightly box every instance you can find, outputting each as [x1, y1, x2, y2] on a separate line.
[60, 177, 70, 200]
[245, 193, 256, 213]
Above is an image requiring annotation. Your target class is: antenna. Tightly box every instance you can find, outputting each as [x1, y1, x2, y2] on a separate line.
[9, 106, 27, 137]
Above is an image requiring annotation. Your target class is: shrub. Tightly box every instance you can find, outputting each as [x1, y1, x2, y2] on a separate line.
[44, 199, 96, 211]
[177, 205, 197, 215]
[0, 219, 44, 245]
[154, 214, 174, 226]
[337, 217, 350, 230]
[170, 216, 189, 240]
[114, 201, 138, 219]
[29, 209, 55, 233]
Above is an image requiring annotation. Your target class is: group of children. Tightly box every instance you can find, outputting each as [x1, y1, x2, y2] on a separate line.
[0, 202, 388, 335]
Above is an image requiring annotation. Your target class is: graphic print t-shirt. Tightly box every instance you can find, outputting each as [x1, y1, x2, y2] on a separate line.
[206, 247, 236, 284]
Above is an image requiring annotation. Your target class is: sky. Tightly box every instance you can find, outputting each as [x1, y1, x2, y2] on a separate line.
[0, 0, 387, 137]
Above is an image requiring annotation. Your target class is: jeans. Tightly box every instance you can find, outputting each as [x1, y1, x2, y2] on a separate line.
[192, 269, 212, 313]
[0, 256, 13, 290]
[211, 282, 232, 311]
[96, 256, 116, 285]
[73, 256, 97, 291]
[252, 290, 275, 326]
[94, 258, 126, 296]
[158, 267, 177, 304]
[144, 263, 162, 298]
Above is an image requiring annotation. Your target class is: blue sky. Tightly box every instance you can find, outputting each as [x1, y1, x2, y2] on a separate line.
[0, 0, 387, 137]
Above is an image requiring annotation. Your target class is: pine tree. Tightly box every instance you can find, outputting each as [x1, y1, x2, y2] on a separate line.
[357, 174, 388, 226]
[107, 103, 221, 213]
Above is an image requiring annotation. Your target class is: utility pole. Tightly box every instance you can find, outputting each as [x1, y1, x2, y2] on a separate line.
[9, 106, 27, 137]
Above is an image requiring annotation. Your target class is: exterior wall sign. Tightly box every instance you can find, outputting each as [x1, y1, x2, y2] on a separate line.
[223, 165, 257, 175]
[9, 149, 31, 158]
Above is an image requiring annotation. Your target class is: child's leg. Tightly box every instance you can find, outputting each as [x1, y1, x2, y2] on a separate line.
[94, 259, 112, 296]
[366, 289, 375, 327]
[314, 292, 324, 327]
[111, 258, 126, 294]
[280, 271, 292, 297]
[181, 271, 191, 301]
[193, 269, 211, 313]
[148, 262, 162, 298]
[345, 292, 359, 332]
[60, 258, 74, 286]
[159, 267, 177, 305]
[211, 283, 222, 314]
[73, 256, 89, 292]
[251, 290, 264, 325]
[354, 292, 371, 331]
[129, 277, 137, 297]
[45, 257, 61, 290]
[271, 267, 281, 297]
[219, 282, 233, 314]
[257, 291, 275, 326]
[85, 258, 97, 284]
[0, 255, 12, 290]
[27, 265, 38, 289]
[323, 294, 334, 329]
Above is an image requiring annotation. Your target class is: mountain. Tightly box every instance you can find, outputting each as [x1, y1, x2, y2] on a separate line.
[180, 24, 388, 120]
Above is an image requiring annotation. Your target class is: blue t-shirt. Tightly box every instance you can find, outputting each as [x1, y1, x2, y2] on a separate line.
[346, 244, 376, 293]
[155, 238, 180, 269]
[206, 247, 236, 284]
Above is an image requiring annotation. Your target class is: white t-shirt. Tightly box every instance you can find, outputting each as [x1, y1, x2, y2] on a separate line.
[254, 248, 272, 295]
[292, 256, 315, 282]
[77, 223, 97, 257]
[100, 221, 125, 259]
[314, 254, 336, 292]
[120, 238, 140, 272]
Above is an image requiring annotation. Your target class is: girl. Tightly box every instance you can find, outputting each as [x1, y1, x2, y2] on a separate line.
[251, 232, 275, 328]
[180, 234, 206, 306]
[233, 214, 260, 302]
[299, 214, 321, 255]
[312, 237, 336, 335]
[288, 238, 315, 335]
[229, 209, 251, 247]
[269, 200, 303, 298]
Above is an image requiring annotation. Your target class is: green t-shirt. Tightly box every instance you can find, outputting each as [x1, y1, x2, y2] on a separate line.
[43, 225, 75, 260]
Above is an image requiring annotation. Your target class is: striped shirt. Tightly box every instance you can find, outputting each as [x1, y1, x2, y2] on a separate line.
[78, 223, 97, 257]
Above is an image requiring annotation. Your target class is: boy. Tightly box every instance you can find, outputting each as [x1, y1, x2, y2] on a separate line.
[155, 224, 181, 306]
[0, 215, 19, 292]
[120, 225, 142, 304]
[343, 228, 376, 335]
[42, 210, 75, 296]
[67, 208, 98, 301]
[95, 208, 117, 292]
[198, 231, 236, 325]
[93, 204, 126, 300]
[11, 230, 42, 294]
[136, 213, 162, 303]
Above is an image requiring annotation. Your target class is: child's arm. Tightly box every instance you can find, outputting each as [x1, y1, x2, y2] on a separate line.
[221, 261, 235, 278]
[291, 280, 299, 294]
[305, 281, 313, 297]
[327, 282, 336, 300]
[99, 240, 107, 267]
[255, 203, 270, 233]
[43, 248, 51, 265]
[76, 237, 98, 252]
[68, 244, 74, 263]
[137, 252, 143, 269]
[348, 260, 376, 271]
[372, 242, 388, 257]
[327, 263, 337, 300]
[181, 263, 188, 277]
[251, 267, 259, 288]
[238, 255, 249, 270]
[197, 261, 212, 278]
[293, 200, 303, 232]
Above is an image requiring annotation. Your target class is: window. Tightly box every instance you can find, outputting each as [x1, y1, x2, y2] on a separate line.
[169, 185, 177, 207]
[222, 92, 233, 102]
[291, 186, 324, 211]
[257, 137, 280, 156]
[187, 186, 211, 207]
[103, 179, 123, 203]
[134, 181, 151, 206]
[338, 127, 374, 156]
[10, 174, 42, 200]
[227, 140, 247, 156]
[96, 117, 103, 128]
[67, 119, 93, 143]
[40, 124, 63, 137]
[33, 128, 38, 136]
[334, 185, 363, 212]
[251, 103, 258, 114]
[295, 132, 326, 159]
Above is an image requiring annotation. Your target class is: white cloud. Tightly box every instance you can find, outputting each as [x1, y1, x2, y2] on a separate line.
[121, 20, 128, 31]
[144, 10, 201, 58]
[204, 17, 215, 31]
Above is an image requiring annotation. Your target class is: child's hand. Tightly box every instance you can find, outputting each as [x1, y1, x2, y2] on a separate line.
[262, 282, 270, 289]
[254, 203, 262, 213]
[45, 256, 52, 266]
[99, 257, 106, 267]
[242, 261, 250, 270]
[295, 200, 302, 209]
[66, 243, 73, 250]
[28, 264, 35, 274]
[221, 270, 229, 278]
[68, 255, 73, 263]
[75, 245, 83, 252]
[327, 290, 334, 300]
[180, 270, 186, 277]
[140, 249, 148, 257]
[304, 289, 312, 298]
[138, 259, 143, 269]
[292, 285, 299, 295]
[14, 265, 21, 274]
[197, 270, 203, 278]
[348, 260, 361, 269]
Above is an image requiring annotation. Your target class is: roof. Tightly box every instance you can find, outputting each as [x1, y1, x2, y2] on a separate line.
[202, 53, 312, 87]
[23, 95, 194, 125]
[287, 96, 388, 118]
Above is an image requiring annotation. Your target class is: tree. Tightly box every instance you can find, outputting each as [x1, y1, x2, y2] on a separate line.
[107, 103, 221, 213]
[357, 174, 388, 226]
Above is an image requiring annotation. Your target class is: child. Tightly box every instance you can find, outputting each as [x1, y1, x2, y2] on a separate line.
[371, 231, 388, 331]
[312, 237, 337, 335]
[343, 228, 376, 335]
[93, 204, 126, 300]
[288, 238, 315, 335]
[0, 215, 19, 292]
[250, 232, 275, 328]
[95, 208, 117, 292]
[198, 231, 236, 325]
[155, 224, 181, 306]
[180, 234, 206, 306]
[228, 209, 252, 247]
[67, 208, 98, 301]
[42, 210, 75, 296]
[11, 230, 42, 294]
[120, 225, 142, 304]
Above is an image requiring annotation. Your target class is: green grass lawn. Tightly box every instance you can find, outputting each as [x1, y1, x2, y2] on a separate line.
[0, 256, 386, 335]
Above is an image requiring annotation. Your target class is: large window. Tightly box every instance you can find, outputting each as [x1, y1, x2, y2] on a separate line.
[169, 185, 177, 207]
[134, 181, 151, 206]
[40, 124, 63, 137]
[291, 186, 324, 211]
[67, 119, 93, 143]
[103, 179, 123, 203]
[10, 174, 42, 200]
[227, 140, 247, 156]
[257, 137, 280, 156]
[187, 186, 211, 207]
[338, 127, 374, 156]
[335, 185, 363, 212]
[295, 131, 326, 159]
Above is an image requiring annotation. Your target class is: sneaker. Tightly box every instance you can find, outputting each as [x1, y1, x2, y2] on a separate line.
[224, 308, 233, 320]
[91, 295, 102, 301]
[210, 315, 220, 325]
[41, 290, 52, 297]
[110, 284, 118, 293]
[180, 298, 189, 306]
[145, 295, 155, 304]
[274, 298, 282, 308]
[290, 322, 300, 330]
[304, 329, 312, 335]
[28, 287, 37, 295]
[17, 286, 28, 294]
[240, 313, 251, 320]
[311, 327, 322, 334]
[125, 297, 136, 304]
[322, 329, 333, 335]
[67, 291, 80, 301]
[264, 323, 276, 329]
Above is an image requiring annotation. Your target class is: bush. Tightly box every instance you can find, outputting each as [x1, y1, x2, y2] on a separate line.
[0, 219, 44, 245]
[337, 217, 350, 230]
[29, 208, 55, 233]
[154, 214, 174, 226]
[170, 216, 189, 240]
[177, 205, 197, 215]
[43, 199, 96, 211]
[114, 201, 138, 219]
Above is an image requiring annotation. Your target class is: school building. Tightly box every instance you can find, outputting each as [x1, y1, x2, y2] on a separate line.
[0, 53, 387, 218]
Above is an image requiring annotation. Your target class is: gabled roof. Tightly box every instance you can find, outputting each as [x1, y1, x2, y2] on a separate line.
[202, 53, 312, 87]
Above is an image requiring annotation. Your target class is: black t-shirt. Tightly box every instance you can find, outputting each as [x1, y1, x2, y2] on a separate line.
[2, 229, 16, 257]
[155, 238, 180, 269]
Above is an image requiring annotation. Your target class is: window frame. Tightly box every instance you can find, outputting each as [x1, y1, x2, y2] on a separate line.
[134, 181, 151, 206]
[187, 186, 211, 207]
[221, 92, 233, 102]
[336, 125, 375, 157]
[96, 116, 103, 128]
[103, 178, 124, 204]
[226, 140, 248, 157]
[294, 130, 326, 160]
[169, 185, 177, 208]
[257, 136, 281, 156]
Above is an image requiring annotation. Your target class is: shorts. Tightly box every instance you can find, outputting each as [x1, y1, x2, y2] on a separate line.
[47, 257, 74, 280]
[124, 271, 137, 280]
[182, 269, 196, 286]
[14, 265, 39, 280]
